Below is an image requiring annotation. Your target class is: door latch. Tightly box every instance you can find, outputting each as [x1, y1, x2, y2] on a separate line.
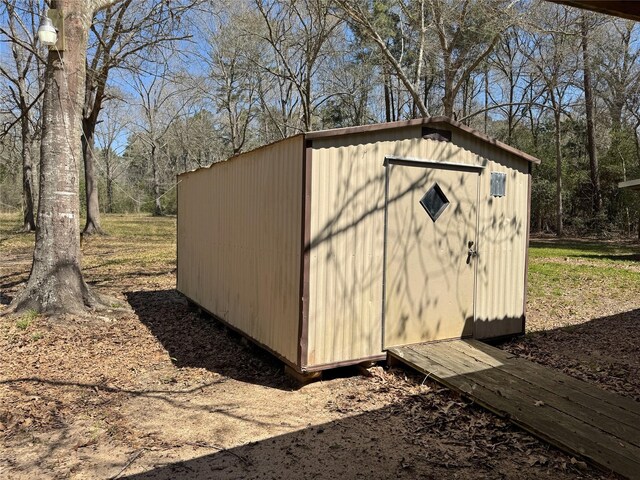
[466, 240, 477, 264]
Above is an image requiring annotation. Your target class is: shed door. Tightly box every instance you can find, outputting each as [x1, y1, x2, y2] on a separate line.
[383, 159, 480, 348]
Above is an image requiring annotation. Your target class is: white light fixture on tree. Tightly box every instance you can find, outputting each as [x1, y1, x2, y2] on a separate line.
[38, 12, 58, 46]
[38, 9, 64, 50]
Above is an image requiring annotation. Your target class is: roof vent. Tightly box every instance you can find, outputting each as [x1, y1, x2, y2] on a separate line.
[422, 126, 451, 142]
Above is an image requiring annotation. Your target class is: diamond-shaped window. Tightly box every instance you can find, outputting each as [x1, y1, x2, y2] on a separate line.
[419, 183, 449, 222]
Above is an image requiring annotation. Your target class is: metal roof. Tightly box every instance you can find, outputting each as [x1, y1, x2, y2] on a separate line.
[306, 116, 542, 165]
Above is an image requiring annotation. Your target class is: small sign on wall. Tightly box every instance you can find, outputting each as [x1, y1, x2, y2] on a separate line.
[490, 172, 506, 197]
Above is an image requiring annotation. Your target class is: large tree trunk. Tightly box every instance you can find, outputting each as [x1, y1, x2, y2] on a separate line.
[11, 0, 108, 315]
[81, 125, 104, 234]
[581, 14, 602, 216]
[20, 115, 36, 232]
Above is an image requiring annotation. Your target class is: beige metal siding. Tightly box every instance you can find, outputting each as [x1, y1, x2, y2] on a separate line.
[463, 137, 529, 339]
[177, 136, 303, 364]
[384, 163, 479, 346]
[308, 127, 529, 366]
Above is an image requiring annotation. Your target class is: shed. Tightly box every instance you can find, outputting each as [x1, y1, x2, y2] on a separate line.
[177, 117, 540, 375]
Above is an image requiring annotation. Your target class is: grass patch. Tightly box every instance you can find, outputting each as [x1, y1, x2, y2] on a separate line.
[16, 309, 38, 330]
[527, 238, 640, 311]
[529, 239, 640, 261]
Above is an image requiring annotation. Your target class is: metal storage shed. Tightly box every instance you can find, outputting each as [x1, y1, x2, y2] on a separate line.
[177, 117, 540, 375]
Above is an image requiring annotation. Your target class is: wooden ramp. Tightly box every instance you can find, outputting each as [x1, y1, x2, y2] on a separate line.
[387, 339, 640, 479]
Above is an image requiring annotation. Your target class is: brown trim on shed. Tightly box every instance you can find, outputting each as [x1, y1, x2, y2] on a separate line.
[298, 137, 312, 368]
[522, 162, 533, 334]
[180, 296, 304, 374]
[302, 354, 388, 373]
[178, 133, 305, 179]
[176, 174, 179, 290]
[306, 116, 541, 165]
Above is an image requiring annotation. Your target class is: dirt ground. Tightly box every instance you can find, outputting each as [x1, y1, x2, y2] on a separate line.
[0, 217, 637, 479]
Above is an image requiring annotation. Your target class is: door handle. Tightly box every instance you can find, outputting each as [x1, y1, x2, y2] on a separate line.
[466, 240, 477, 264]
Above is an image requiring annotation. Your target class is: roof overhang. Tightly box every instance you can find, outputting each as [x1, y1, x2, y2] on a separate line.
[547, 1, 640, 22]
[306, 116, 541, 165]
[619, 179, 640, 190]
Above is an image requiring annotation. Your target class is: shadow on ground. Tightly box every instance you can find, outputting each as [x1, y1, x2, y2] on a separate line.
[118, 307, 640, 480]
[576, 253, 640, 262]
[498, 308, 640, 401]
[120, 394, 580, 480]
[0, 291, 12, 305]
[125, 289, 304, 390]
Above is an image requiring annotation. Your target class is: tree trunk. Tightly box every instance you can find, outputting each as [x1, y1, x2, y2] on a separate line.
[11, 0, 106, 315]
[20, 116, 36, 232]
[634, 120, 640, 167]
[105, 152, 114, 213]
[442, 79, 454, 119]
[581, 14, 602, 216]
[151, 143, 162, 216]
[554, 109, 563, 236]
[484, 67, 489, 135]
[82, 125, 104, 234]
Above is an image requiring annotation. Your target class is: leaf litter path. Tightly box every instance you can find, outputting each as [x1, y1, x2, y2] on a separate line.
[389, 340, 640, 480]
[0, 216, 631, 478]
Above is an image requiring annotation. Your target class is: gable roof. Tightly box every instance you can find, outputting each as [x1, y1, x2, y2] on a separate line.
[306, 116, 541, 165]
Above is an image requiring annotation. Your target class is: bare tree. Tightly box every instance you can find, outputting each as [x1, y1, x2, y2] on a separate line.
[196, 3, 262, 154]
[94, 94, 130, 213]
[580, 11, 602, 216]
[335, 0, 429, 117]
[10, 0, 122, 315]
[337, 0, 516, 119]
[129, 60, 192, 216]
[596, 19, 640, 130]
[254, 0, 341, 133]
[524, 2, 579, 236]
[0, 0, 45, 231]
[81, 0, 200, 234]
[487, 27, 542, 144]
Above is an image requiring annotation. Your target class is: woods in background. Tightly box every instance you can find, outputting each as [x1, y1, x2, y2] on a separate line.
[1, 0, 640, 237]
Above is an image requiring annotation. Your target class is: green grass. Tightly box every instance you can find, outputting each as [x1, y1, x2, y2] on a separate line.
[529, 239, 640, 260]
[0, 212, 176, 293]
[16, 309, 38, 330]
[3, 211, 638, 315]
[527, 238, 640, 308]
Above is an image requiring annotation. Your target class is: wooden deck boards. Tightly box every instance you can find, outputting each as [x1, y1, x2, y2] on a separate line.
[387, 339, 640, 480]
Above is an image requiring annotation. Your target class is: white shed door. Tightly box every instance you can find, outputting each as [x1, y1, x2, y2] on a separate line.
[383, 160, 479, 348]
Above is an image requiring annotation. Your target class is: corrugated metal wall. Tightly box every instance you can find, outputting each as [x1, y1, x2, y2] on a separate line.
[458, 134, 529, 339]
[177, 136, 303, 364]
[307, 126, 529, 366]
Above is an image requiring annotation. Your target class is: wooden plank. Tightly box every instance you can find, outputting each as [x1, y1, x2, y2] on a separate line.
[387, 346, 511, 418]
[405, 343, 640, 479]
[450, 340, 640, 438]
[426, 342, 640, 449]
[389, 343, 640, 479]
[466, 339, 640, 413]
